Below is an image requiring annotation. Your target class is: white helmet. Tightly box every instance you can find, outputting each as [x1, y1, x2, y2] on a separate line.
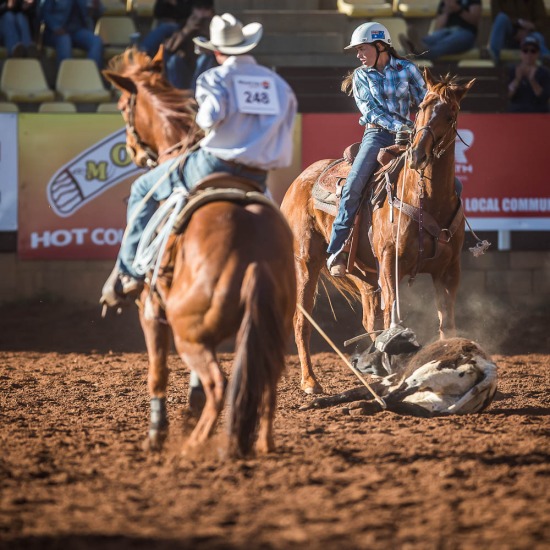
[344, 22, 392, 50]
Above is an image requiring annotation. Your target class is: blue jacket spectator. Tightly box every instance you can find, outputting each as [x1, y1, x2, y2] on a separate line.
[39, 0, 103, 68]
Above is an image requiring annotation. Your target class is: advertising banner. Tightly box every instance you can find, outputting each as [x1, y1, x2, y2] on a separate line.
[18, 114, 144, 260]
[301, 113, 550, 230]
[0, 113, 18, 231]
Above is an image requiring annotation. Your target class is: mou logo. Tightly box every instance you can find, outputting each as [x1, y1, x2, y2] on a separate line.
[46, 128, 144, 218]
[455, 129, 473, 177]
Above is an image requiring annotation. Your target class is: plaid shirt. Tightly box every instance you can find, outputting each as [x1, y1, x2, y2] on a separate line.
[352, 56, 427, 133]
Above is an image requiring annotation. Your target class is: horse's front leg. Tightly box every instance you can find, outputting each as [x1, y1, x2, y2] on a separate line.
[356, 279, 383, 336]
[432, 260, 460, 339]
[140, 302, 171, 451]
[378, 248, 397, 329]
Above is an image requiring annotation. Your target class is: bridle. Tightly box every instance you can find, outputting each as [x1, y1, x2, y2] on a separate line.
[124, 92, 159, 168]
[410, 91, 460, 167]
[123, 92, 195, 169]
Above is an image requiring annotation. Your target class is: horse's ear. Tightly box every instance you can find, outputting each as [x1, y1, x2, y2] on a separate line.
[151, 44, 164, 70]
[454, 78, 476, 103]
[423, 67, 436, 89]
[102, 71, 138, 95]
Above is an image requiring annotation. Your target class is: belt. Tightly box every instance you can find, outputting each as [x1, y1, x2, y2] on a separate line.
[366, 123, 384, 130]
[222, 159, 267, 175]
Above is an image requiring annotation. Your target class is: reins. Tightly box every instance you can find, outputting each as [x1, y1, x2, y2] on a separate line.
[125, 93, 159, 168]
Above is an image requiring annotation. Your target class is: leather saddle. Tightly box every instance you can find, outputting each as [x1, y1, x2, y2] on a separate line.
[312, 142, 407, 279]
[313, 142, 407, 217]
[172, 172, 275, 234]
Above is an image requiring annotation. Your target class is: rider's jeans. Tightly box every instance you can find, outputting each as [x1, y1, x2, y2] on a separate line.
[327, 127, 394, 255]
[118, 148, 267, 278]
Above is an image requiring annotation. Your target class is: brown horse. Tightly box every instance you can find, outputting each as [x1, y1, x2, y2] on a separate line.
[103, 48, 297, 457]
[281, 71, 474, 395]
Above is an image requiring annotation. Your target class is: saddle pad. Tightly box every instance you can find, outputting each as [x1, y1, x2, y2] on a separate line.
[312, 159, 350, 217]
[173, 187, 276, 234]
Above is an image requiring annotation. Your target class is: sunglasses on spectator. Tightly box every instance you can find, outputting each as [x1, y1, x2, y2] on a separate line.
[521, 48, 539, 54]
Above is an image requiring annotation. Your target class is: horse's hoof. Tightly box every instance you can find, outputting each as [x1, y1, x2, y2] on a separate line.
[302, 382, 323, 395]
[142, 429, 167, 452]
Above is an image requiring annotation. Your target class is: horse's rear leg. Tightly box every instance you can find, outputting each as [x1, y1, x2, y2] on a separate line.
[295, 254, 325, 394]
[140, 312, 171, 451]
[176, 342, 226, 453]
[256, 384, 276, 454]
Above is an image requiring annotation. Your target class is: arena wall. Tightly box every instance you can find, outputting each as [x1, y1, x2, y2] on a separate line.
[0, 250, 548, 309]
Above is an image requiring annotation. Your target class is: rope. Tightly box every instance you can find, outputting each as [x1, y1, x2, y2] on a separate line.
[133, 188, 189, 285]
[464, 215, 491, 257]
[297, 303, 386, 409]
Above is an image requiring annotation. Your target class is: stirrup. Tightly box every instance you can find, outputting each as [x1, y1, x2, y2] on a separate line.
[99, 266, 138, 314]
[327, 251, 348, 277]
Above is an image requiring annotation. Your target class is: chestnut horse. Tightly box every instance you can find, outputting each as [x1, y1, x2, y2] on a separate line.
[281, 71, 474, 395]
[103, 49, 297, 457]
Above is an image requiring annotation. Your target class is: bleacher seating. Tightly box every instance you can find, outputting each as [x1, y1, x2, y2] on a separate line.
[337, 0, 394, 18]
[0, 59, 55, 103]
[96, 102, 122, 113]
[55, 59, 112, 103]
[0, 0, 517, 113]
[102, 0, 128, 16]
[0, 101, 19, 112]
[38, 101, 78, 113]
[94, 15, 137, 59]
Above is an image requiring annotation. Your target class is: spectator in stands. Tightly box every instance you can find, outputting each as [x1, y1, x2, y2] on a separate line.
[507, 35, 550, 112]
[489, 0, 550, 62]
[101, 13, 297, 303]
[39, 0, 104, 69]
[163, 0, 216, 90]
[139, 0, 193, 57]
[398, 0, 482, 60]
[0, 0, 38, 57]
[327, 21, 426, 277]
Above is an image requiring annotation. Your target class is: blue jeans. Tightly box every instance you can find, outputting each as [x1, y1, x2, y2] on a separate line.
[489, 13, 550, 60]
[140, 22, 179, 57]
[0, 12, 33, 54]
[327, 127, 394, 255]
[46, 27, 103, 69]
[118, 148, 268, 278]
[421, 27, 476, 59]
[164, 51, 217, 90]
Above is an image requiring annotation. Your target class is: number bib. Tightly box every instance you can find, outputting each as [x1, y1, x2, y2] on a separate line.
[234, 75, 281, 116]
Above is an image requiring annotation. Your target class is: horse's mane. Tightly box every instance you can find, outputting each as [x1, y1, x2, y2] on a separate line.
[426, 72, 464, 102]
[108, 48, 204, 143]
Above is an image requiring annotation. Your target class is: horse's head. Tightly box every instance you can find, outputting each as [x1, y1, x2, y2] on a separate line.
[409, 70, 475, 171]
[103, 47, 203, 168]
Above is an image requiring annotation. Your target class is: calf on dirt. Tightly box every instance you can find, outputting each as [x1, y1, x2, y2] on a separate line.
[302, 335, 498, 417]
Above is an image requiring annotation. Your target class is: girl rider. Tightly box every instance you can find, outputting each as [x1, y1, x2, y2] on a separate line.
[326, 21, 426, 277]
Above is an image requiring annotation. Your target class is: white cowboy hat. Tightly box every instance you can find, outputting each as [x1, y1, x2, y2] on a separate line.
[192, 13, 263, 55]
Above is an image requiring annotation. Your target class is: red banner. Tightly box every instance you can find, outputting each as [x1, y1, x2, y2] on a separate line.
[301, 113, 550, 229]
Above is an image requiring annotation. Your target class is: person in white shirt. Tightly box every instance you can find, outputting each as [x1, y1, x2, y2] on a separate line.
[106, 13, 297, 301]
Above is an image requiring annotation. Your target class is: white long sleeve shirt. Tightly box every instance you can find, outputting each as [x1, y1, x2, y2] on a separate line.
[195, 55, 297, 170]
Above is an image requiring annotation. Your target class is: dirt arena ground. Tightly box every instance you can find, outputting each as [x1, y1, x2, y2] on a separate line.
[1, 294, 549, 550]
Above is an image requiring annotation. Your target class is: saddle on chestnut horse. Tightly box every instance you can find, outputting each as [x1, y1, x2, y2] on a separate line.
[312, 143, 407, 277]
[312, 142, 407, 218]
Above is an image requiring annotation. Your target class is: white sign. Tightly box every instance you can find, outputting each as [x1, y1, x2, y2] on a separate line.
[0, 114, 18, 230]
[234, 75, 280, 115]
[46, 128, 144, 218]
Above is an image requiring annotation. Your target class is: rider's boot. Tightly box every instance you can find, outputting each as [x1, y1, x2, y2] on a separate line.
[100, 265, 144, 310]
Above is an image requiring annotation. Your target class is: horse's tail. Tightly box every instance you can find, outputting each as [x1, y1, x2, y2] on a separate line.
[227, 261, 286, 457]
